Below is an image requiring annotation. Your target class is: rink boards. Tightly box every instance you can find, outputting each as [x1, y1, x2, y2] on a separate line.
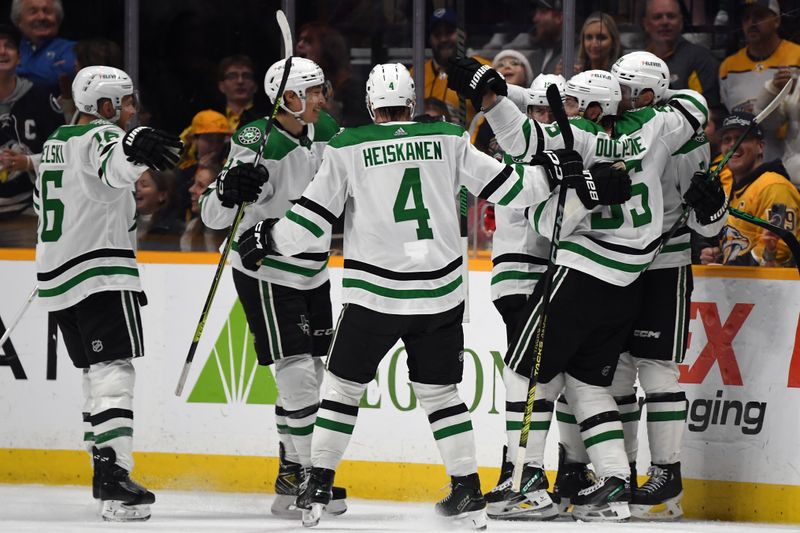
[1, 249, 799, 524]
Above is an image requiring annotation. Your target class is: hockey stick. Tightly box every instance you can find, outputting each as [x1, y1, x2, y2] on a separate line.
[0, 285, 38, 361]
[512, 83, 573, 492]
[175, 10, 293, 396]
[455, 0, 470, 322]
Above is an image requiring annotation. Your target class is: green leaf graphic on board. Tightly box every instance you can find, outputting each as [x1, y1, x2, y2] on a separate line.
[187, 299, 278, 404]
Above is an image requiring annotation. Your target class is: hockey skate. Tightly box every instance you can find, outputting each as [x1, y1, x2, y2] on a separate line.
[549, 443, 597, 516]
[296, 467, 335, 527]
[92, 447, 155, 522]
[630, 462, 683, 521]
[271, 445, 348, 518]
[571, 475, 631, 522]
[435, 473, 488, 530]
[485, 463, 557, 521]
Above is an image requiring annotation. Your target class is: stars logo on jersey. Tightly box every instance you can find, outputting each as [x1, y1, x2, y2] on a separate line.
[297, 314, 310, 336]
[394, 127, 407, 137]
[238, 126, 262, 145]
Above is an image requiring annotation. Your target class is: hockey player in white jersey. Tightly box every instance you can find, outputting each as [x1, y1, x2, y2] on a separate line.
[235, 62, 630, 529]
[199, 56, 347, 517]
[34, 66, 182, 521]
[446, 53, 709, 521]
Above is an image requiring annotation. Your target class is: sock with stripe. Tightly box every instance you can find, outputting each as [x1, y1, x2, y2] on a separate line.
[274, 355, 320, 467]
[638, 359, 685, 464]
[311, 371, 365, 471]
[503, 368, 563, 467]
[88, 358, 135, 471]
[275, 400, 301, 465]
[555, 394, 590, 464]
[610, 352, 640, 463]
[412, 382, 477, 476]
[81, 369, 95, 458]
[565, 374, 629, 479]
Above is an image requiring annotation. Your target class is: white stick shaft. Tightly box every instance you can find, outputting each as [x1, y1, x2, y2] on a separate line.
[275, 10, 292, 60]
[0, 285, 38, 347]
[511, 447, 526, 492]
[755, 77, 793, 124]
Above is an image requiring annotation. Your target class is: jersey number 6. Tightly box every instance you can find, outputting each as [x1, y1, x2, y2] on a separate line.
[40, 169, 65, 242]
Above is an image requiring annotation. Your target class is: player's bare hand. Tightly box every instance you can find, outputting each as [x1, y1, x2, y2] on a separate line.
[771, 68, 794, 92]
[699, 246, 721, 265]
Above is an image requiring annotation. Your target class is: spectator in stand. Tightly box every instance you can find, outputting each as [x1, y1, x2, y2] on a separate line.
[719, 0, 800, 161]
[217, 55, 263, 132]
[180, 163, 226, 252]
[644, 0, 721, 113]
[509, 0, 563, 76]
[493, 50, 534, 88]
[418, 7, 489, 127]
[754, 67, 800, 186]
[699, 112, 800, 267]
[136, 169, 184, 249]
[0, 24, 63, 219]
[296, 22, 370, 127]
[574, 11, 621, 74]
[10, 0, 74, 91]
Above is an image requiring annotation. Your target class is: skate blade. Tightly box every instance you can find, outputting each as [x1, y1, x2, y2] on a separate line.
[302, 503, 325, 528]
[325, 497, 347, 516]
[101, 501, 151, 522]
[572, 501, 631, 522]
[630, 494, 683, 521]
[443, 508, 487, 530]
[271, 494, 302, 518]
[487, 489, 558, 521]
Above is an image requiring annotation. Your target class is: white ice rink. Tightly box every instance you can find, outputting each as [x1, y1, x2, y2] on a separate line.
[1, 484, 799, 533]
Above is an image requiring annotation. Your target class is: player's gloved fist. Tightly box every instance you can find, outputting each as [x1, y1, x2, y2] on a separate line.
[445, 57, 508, 110]
[684, 171, 728, 225]
[216, 163, 269, 208]
[577, 161, 633, 209]
[237, 218, 279, 271]
[122, 127, 183, 171]
[531, 149, 584, 191]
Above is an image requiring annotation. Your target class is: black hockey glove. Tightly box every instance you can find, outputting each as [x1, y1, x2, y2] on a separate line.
[445, 57, 508, 110]
[216, 163, 269, 208]
[530, 149, 584, 191]
[683, 171, 728, 226]
[578, 161, 633, 209]
[237, 218, 279, 271]
[122, 127, 183, 171]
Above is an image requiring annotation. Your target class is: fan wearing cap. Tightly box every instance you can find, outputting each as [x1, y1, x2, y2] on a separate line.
[700, 111, 800, 266]
[504, 0, 563, 76]
[719, 0, 800, 161]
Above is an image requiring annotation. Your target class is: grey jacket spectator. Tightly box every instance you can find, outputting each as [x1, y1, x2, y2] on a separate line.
[505, 0, 563, 75]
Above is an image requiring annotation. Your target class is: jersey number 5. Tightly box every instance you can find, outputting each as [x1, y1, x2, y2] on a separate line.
[393, 167, 434, 239]
[40, 169, 64, 242]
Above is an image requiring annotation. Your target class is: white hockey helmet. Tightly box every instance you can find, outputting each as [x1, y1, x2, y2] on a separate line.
[565, 69, 621, 119]
[365, 63, 416, 121]
[264, 57, 326, 120]
[611, 51, 670, 108]
[72, 66, 135, 122]
[527, 74, 567, 108]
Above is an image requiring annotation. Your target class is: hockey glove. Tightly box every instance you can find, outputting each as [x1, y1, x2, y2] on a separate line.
[445, 57, 508, 110]
[216, 163, 269, 208]
[122, 127, 183, 171]
[577, 161, 633, 209]
[530, 149, 584, 191]
[683, 171, 728, 226]
[237, 218, 279, 271]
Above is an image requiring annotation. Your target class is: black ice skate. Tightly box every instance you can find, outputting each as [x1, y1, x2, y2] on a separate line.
[630, 462, 683, 521]
[549, 443, 597, 516]
[92, 446, 155, 522]
[296, 467, 335, 527]
[486, 463, 558, 521]
[571, 475, 631, 522]
[271, 443, 305, 518]
[435, 473, 488, 530]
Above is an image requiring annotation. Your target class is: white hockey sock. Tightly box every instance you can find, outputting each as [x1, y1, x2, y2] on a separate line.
[504, 369, 562, 467]
[274, 356, 320, 467]
[274, 399, 301, 465]
[611, 352, 640, 464]
[81, 369, 95, 457]
[555, 393, 590, 464]
[565, 374, 629, 479]
[413, 382, 477, 477]
[311, 371, 365, 471]
[638, 359, 685, 464]
[88, 358, 135, 472]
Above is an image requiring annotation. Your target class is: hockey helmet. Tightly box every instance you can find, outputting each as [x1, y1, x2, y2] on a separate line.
[72, 66, 135, 122]
[264, 57, 326, 120]
[527, 74, 567, 108]
[565, 69, 621, 120]
[611, 51, 670, 108]
[365, 63, 416, 121]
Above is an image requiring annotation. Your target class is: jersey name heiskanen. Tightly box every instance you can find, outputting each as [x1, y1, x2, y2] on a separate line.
[34, 121, 145, 310]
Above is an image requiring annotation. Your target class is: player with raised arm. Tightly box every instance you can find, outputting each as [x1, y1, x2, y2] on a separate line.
[34, 66, 182, 521]
[199, 56, 347, 517]
[446, 51, 709, 521]
[235, 62, 629, 529]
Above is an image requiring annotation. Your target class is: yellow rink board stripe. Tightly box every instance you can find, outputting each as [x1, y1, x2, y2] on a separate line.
[1, 449, 798, 524]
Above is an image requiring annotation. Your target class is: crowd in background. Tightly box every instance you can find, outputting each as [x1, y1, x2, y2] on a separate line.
[0, 0, 799, 267]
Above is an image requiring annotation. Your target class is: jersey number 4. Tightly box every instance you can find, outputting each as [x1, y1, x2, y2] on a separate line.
[40, 169, 64, 242]
[393, 168, 434, 239]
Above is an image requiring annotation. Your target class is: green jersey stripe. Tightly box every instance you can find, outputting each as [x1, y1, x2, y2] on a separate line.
[491, 271, 543, 285]
[287, 210, 324, 238]
[48, 122, 105, 142]
[647, 410, 687, 422]
[497, 167, 525, 206]
[583, 429, 624, 449]
[316, 416, 355, 435]
[662, 242, 691, 253]
[330, 121, 464, 148]
[560, 241, 650, 273]
[38, 266, 139, 297]
[433, 421, 473, 440]
[94, 427, 133, 444]
[670, 93, 709, 121]
[342, 276, 462, 299]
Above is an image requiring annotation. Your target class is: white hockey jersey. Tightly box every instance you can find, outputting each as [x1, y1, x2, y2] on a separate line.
[34, 120, 146, 311]
[485, 92, 708, 286]
[201, 111, 339, 290]
[270, 121, 554, 314]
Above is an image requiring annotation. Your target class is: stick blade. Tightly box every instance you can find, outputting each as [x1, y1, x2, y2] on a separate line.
[546, 83, 573, 151]
[275, 9, 292, 59]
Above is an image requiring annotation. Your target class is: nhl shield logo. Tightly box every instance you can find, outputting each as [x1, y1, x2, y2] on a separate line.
[238, 126, 262, 145]
[91, 340, 103, 353]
